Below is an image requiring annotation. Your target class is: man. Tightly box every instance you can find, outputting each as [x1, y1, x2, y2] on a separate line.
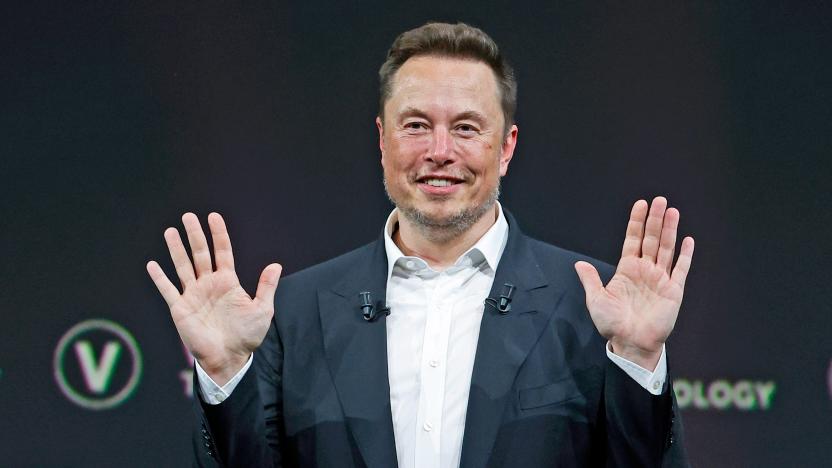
[147, 22, 694, 467]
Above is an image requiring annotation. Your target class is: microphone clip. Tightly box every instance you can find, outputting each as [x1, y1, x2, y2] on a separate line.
[359, 291, 391, 322]
[485, 283, 516, 315]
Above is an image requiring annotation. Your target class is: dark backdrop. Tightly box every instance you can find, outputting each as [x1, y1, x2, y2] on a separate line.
[2, 1, 830, 466]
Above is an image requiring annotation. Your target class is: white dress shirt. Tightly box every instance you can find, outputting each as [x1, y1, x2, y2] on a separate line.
[383, 206, 508, 468]
[195, 203, 668, 468]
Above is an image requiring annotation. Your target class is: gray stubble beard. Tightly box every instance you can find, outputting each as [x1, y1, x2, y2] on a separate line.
[383, 177, 501, 244]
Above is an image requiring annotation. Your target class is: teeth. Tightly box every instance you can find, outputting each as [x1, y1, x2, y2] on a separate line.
[424, 178, 453, 187]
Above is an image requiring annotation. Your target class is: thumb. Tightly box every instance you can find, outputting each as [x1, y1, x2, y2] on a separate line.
[574, 261, 604, 303]
[254, 263, 283, 311]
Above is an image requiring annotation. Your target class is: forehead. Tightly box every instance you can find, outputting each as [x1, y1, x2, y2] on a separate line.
[386, 56, 502, 119]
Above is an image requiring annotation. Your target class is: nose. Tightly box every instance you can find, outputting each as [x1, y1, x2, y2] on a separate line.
[428, 126, 453, 165]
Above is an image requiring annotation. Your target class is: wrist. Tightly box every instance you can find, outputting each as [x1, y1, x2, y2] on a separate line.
[197, 352, 251, 387]
[608, 340, 663, 372]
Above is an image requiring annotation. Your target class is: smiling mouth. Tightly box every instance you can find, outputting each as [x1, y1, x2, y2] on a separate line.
[423, 178, 454, 187]
[416, 175, 465, 187]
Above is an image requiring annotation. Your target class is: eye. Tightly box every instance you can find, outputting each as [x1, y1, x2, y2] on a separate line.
[403, 121, 428, 131]
[455, 123, 479, 135]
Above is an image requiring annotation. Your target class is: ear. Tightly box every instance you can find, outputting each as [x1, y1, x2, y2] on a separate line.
[376, 116, 385, 157]
[499, 124, 518, 176]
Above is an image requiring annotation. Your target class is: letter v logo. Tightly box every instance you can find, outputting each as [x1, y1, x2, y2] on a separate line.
[54, 319, 143, 410]
[74, 340, 122, 394]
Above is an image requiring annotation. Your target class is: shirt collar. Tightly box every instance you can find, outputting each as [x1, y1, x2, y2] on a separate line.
[382, 202, 509, 281]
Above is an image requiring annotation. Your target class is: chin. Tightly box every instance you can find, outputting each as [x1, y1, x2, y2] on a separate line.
[401, 199, 495, 234]
[385, 177, 500, 235]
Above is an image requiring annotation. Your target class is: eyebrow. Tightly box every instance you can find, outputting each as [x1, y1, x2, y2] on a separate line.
[398, 106, 429, 120]
[455, 110, 488, 124]
[398, 107, 489, 125]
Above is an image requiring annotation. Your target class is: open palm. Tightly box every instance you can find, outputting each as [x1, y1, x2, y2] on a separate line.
[575, 197, 694, 370]
[146, 212, 281, 385]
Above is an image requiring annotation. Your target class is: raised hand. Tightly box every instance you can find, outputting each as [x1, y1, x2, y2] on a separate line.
[146, 212, 282, 385]
[574, 197, 694, 371]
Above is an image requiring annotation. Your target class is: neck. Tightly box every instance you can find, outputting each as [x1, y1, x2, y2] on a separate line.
[393, 205, 498, 270]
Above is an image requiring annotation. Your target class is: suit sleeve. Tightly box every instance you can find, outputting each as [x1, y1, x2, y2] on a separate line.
[602, 359, 689, 467]
[192, 319, 284, 467]
[589, 261, 689, 467]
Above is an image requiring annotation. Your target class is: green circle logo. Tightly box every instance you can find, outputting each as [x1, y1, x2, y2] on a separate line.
[53, 319, 143, 410]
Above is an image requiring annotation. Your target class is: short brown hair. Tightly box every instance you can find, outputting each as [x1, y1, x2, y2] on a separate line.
[378, 22, 517, 132]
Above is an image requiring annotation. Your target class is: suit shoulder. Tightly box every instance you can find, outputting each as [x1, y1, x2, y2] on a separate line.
[279, 241, 377, 290]
[524, 236, 616, 280]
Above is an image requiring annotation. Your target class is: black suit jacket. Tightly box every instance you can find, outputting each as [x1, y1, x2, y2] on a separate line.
[194, 212, 689, 467]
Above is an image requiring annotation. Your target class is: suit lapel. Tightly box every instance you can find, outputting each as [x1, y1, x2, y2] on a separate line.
[459, 214, 569, 468]
[318, 240, 398, 468]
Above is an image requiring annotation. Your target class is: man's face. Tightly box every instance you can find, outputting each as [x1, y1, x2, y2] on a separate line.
[377, 55, 518, 236]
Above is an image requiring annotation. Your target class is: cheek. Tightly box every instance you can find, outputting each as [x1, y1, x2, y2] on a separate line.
[386, 137, 429, 168]
[399, 135, 431, 153]
[456, 140, 501, 172]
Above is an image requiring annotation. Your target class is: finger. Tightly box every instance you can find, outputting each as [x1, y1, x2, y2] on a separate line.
[574, 261, 604, 304]
[253, 263, 283, 314]
[621, 200, 648, 258]
[641, 196, 668, 263]
[208, 212, 236, 271]
[656, 207, 680, 275]
[164, 227, 196, 287]
[670, 237, 695, 289]
[182, 213, 213, 277]
[146, 260, 181, 307]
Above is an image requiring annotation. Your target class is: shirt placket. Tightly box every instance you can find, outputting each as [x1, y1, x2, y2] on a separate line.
[414, 270, 453, 468]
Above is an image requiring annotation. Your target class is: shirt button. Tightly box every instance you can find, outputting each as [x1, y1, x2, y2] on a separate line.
[653, 381, 662, 390]
[429, 360, 439, 367]
[405, 260, 416, 269]
[423, 422, 433, 432]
